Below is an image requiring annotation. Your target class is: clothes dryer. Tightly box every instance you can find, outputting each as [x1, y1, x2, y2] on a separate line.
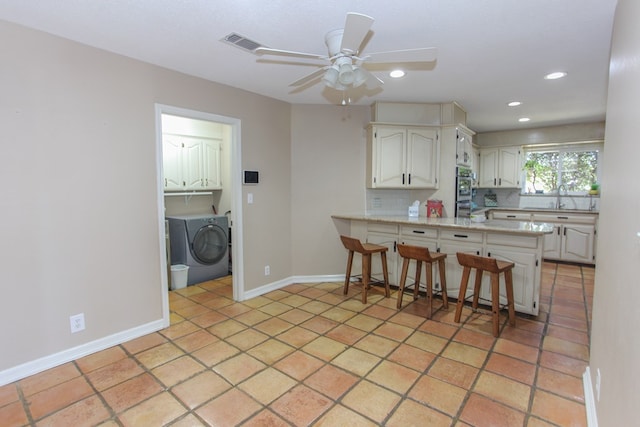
[167, 214, 229, 285]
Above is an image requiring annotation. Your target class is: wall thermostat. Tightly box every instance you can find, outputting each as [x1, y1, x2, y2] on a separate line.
[243, 170, 259, 184]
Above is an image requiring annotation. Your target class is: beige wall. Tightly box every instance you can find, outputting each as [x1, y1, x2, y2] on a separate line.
[0, 20, 291, 379]
[476, 121, 606, 147]
[290, 104, 370, 275]
[589, 0, 639, 424]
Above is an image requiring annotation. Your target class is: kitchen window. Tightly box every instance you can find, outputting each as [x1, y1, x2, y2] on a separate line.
[522, 142, 603, 195]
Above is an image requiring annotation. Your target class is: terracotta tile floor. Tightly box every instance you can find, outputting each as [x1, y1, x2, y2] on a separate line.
[1, 261, 593, 426]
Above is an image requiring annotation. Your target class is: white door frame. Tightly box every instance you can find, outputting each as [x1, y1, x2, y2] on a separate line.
[154, 104, 243, 325]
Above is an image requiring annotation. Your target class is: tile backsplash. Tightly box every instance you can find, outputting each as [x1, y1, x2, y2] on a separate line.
[476, 188, 599, 211]
[366, 189, 435, 216]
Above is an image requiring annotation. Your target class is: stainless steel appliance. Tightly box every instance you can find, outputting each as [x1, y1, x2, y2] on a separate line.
[455, 167, 475, 217]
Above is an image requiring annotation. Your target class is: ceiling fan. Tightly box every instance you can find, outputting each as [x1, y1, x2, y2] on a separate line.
[254, 12, 437, 93]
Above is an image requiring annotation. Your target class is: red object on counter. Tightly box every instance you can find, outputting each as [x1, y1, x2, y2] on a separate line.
[427, 200, 443, 218]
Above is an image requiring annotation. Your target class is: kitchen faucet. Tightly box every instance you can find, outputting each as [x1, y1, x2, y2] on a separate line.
[556, 184, 568, 209]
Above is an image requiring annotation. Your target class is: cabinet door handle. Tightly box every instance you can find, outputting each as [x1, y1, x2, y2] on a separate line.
[412, 230, 425, 234]
[507, 215, 516, 218]
[408, 173, 411, 185]
[393, 241, 397, 252]
[499, 178, 502, 185]
[453, 234, 468, 238]
[558, 216, 569, 219]
[564, 228, 567, 236]
[402, 173, 405, 185]
[494, 178, 497, 186]
[476, 250, 480, 255]
[557, 227, 561, 235]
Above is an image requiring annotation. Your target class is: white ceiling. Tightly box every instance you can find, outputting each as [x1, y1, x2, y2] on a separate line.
[0, 0, 617, 132]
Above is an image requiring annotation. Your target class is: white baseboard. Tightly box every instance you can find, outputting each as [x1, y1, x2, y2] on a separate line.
[583, 366, 599, 427]
[291, 274, 344, 284]
[1, 275, 345, 386]
[240, 274, 343, 301]
[0, 319, 165, 387]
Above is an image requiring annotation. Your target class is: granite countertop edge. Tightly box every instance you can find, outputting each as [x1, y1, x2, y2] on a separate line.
[332, 214, 554, 235]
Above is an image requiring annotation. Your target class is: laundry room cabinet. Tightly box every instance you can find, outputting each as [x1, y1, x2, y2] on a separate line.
[163, 135, 222, 191]
[366, 125, 440, 189]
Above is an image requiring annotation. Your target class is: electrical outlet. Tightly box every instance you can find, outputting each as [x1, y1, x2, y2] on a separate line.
[70, 313, 85, 333]
[264, 265, 270, 276]
[596, 368, 601, 401]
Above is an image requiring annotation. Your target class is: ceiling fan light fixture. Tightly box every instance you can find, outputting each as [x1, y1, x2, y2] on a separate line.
[389, 69, 405, 78]
[352, 67, 368, 87]
[338, 63, 355, 85]
[322, 66, 339, 88]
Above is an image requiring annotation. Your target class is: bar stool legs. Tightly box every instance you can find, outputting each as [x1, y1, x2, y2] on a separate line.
[396, 244, 448, 318]
[340, 235, 390, 304]
[454, 252, 516, 337]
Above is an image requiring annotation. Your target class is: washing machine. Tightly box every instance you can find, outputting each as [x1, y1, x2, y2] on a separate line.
[167, 214, 229, 285]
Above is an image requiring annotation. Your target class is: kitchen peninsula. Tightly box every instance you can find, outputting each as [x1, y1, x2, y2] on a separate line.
[332, 214, 554, 316]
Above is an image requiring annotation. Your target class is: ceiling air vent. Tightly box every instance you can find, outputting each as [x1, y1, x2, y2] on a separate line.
[221, 33, 263, 53]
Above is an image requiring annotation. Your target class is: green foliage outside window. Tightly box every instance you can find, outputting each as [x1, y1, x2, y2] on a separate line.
[523, 148, 599, 194]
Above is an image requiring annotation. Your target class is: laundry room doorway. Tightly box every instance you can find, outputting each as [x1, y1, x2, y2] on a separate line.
[155, 104, 243, 324]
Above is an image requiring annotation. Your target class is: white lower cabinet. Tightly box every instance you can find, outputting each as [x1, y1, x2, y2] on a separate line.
[349, 220, 544, 315]
[438, 230, 483, 302]
[366, 223, 399, 286]
[398, 226, 439, 292]
[533, 213, 597, 264]
[485, 245, 539, 315]
[562, 224, 595, 262]
[542, 225, 562, 259]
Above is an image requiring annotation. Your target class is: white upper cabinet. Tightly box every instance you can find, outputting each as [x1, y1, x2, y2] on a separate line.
[162, 136, 184, 191]
[367, 125, 440, 189]
[455, 126, 475, 167]
[479, 146, 521, 188]
[202, 139, 222, 189]
[162, 135, 222, 191]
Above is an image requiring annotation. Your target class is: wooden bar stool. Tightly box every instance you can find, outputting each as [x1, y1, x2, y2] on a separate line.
[340, 235, 390, 304]
[396, 244, 448, 318]
[454, 252, 516, 337]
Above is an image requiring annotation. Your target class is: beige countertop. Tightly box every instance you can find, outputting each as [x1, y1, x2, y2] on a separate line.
[331, 214, 554, 236]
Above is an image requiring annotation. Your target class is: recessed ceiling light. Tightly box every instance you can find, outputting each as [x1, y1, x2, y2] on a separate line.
[544, 71, 567, 80]
[508, 101, 522, 107]
[389, 69, 405, 78]
[519, 117, 531, 122]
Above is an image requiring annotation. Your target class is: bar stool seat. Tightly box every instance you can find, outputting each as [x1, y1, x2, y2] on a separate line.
[396, 244, 448, 318]
[340, 235, 390, 304]
[454, 252, 516, 337]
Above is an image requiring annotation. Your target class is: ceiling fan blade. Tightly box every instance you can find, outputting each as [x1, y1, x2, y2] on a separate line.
[340, 12, 374, 54]
[255, 47, 327, 60]
[289, 67, 328, 87]
[358, 68, 385, 88]
[364, 47, 438, 64]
